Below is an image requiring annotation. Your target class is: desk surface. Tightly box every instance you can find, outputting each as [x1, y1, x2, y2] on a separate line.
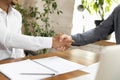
[0, 49, 99, 80]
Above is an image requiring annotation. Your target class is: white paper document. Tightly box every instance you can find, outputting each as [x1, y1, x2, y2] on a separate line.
[70, 62, 100, 80]
[0, 59, 55, 80]
[0, 56, 85, 80]
[80, 62, 99, 75]
[34, 56, 85, 75]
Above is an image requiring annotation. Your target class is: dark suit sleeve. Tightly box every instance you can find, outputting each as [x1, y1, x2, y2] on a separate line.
[71, 5, 120, 46]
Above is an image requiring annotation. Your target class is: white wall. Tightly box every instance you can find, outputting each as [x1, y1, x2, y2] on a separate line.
[19, 0, 75, 35]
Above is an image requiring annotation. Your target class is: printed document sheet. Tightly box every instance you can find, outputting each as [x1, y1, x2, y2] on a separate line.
[68, 62, 100, 80]
[0, 56, 85, 80]
[0, 59, 54, 80]
[34, 56, 85, 75]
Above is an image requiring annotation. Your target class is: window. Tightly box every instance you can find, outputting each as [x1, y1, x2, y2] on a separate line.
[72, 0, 118, 42]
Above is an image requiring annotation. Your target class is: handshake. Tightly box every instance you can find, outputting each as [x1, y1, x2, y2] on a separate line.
[52, 33, 74, 51]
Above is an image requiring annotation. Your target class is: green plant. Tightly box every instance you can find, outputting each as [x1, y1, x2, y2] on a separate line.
[14, 0, 62, 55]
[78, 0, 118, 20]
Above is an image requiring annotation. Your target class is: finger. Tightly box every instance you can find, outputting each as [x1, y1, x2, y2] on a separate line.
[56, 47, 65, 51]
[54, 33, 64, 42]
[62, 36, 73, 44]
[64, 43, 71, 48]
[59, 34, 68, 42]
[65, 40, 74, 44]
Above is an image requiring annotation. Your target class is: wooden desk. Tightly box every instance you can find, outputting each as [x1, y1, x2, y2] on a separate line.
[0, 49, 99, 80]
[94, 40, 116, 46]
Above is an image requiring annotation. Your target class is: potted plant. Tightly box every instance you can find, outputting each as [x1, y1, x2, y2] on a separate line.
[78, 0, 118, 26]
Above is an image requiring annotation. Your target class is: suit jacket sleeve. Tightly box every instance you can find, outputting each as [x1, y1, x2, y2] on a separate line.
[71, 5, 120, 46]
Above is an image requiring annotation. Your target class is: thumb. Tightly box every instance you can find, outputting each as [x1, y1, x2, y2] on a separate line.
[60, 34, 69, 42]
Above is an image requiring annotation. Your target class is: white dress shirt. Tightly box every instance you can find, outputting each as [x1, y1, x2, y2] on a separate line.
[0, 7, 52, 60]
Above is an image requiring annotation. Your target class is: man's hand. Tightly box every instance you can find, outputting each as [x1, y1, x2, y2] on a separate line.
[52, 33, 74, 51]
[59, 33, 74, 43]
[11, 0, 18, 5]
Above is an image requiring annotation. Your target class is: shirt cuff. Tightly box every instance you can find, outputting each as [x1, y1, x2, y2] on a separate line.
[42, 37, 52, 48]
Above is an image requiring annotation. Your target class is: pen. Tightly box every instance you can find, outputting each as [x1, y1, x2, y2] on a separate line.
[20, 73, 55, 75]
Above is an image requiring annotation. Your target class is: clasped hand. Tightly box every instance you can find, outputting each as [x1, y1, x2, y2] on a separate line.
[52, 33, 74, 51]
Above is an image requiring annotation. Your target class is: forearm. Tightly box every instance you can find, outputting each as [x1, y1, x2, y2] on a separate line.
[72, 19, 114, 46]
[71, 6, 117, 46]
[71, 28, 106, 46]
[4, 32, 52, 51]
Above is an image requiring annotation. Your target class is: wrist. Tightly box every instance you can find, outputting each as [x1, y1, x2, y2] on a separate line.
[52, 37, 55, 48]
